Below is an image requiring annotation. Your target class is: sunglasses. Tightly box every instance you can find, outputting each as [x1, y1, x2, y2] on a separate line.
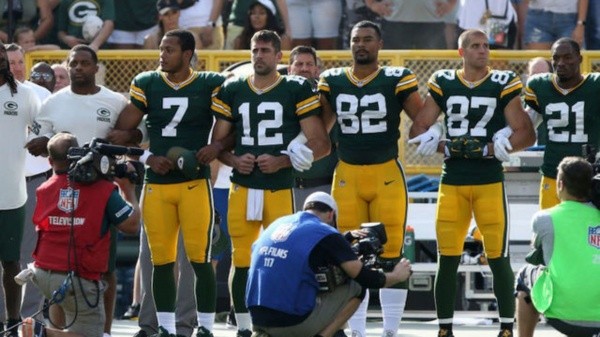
[30, 71, 53, 82]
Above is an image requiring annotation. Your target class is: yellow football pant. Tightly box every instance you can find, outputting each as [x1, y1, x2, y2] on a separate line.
[332, 159, 408, 259]
[436, 182, 509, 259]
[227, 184, 294, 267]
[539, 176, 559, 210]
[142, 180, 214, 265]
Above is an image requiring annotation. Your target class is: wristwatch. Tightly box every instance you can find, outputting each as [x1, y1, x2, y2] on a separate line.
[577, 20, 586, 26]
[207, 21, 216, 28]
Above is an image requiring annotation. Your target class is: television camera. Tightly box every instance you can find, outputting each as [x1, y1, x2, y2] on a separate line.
[67, 138, 145, 184]
[582, 145, 600, 208]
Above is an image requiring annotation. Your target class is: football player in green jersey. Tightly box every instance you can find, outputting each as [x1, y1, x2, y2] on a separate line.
[524, 38, 600, 210]
[209, 30, 330, 337]
[318, 20, 424, 337]
[113, 29, 226, 337]
[409, 29, 535, 337]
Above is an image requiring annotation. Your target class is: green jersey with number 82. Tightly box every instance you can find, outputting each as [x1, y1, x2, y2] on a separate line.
[318, 66, 418, 165]
[525, 73, 600, 178]
[129, 70, 226, 184]
[212, 73, 321, 190]
[428, 68, 522, 185]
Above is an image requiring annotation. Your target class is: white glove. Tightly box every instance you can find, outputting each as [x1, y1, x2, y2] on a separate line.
[282, 140, 314, 172]
[407, 122, 443, 156]
[492, 127, 513, 162]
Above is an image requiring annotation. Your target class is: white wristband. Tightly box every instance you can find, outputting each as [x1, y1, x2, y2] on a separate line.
[139, 150, 153, 164]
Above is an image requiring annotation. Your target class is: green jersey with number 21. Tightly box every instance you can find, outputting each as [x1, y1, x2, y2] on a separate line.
[525, 73, 600, 179]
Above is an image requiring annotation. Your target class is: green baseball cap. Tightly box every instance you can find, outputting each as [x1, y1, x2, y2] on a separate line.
[166, 146, 199, 179]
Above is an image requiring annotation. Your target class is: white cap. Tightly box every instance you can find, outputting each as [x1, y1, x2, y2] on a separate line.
[303, 192, 338, 215]
[254, 0, 277, 16]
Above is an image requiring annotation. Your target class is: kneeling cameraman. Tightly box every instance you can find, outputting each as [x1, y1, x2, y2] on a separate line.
[246, 192, 412, 337]
[23, 133, 140, 337]
[516, 157, 600, 337]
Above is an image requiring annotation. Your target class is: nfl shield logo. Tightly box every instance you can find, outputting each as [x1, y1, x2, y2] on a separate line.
[271, 223, 296, 242]
[589, 226, 600, 249]
[58, 188, 80, 213]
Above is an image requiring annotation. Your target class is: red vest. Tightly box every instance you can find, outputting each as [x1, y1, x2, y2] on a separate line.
[33, 174, 116, 280]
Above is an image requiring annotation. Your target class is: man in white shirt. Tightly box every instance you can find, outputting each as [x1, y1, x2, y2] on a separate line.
[0, 42, 41, 337]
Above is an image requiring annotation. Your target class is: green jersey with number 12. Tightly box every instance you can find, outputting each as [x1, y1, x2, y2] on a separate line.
[212, 73, 321, 190]
[130, 70, 226, 184]
[525, 73, 600, 178]
[428, 68, 522, 185]
[318, 66, 418, 165]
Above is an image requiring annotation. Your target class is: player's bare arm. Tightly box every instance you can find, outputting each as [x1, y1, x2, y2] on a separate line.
[301, 114, 331, 160]
[211, 118, 255, 175]
[319, 94, 337, 132]
[502, 95, 536, 152]
[408, 94, 446, 154]
[408, 94, 441, 138]
[25, 137, 49, 156]
[196, 131, 236, 165]
[401, 91, 425, 121]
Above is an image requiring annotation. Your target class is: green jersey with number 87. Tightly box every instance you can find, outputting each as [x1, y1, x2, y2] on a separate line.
[212, 74, 321, 190]
[524, 73, 600, 179]
[428, 68, 522, 185]
[318, 66, 418, 165]
[129, 70, 226, 184]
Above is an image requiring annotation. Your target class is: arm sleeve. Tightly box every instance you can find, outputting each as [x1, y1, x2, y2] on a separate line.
[531, 210, 555, 265]
[29, 99, 56, 141]
[105, 189, 134, 226]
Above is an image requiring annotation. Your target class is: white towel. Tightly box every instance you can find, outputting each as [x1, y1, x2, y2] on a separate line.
[246, 188, 264, 221]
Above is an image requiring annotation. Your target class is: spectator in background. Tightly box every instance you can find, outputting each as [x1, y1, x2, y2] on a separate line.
[456, 0, 522, 49]
[108, 0, 157, 49]
[341, 0, 382, 49]
[29, 62, 55, 93]
[178, 0, 225, 50]
[515, 157, 600, 337]
[524, 0, 588, 49]
[224, 0, 291, 50]
[585, 0, 600, 49]
[57, 0, 115, 51]
[13, 26, 59, 51]
[51, 63, 69, 92]
[0, 0, 55, 43]
[233, 0, 290, 50]
[287, 0, 342, 50]
[6, 44, 50, 98]
[144, 0, 180, 50]
[365, 0, 454, 50]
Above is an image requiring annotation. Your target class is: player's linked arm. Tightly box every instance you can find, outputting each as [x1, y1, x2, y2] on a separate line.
[502, 95, 536, 152]
[319, 94, 337, 133]
[408, 94, 446, 154]
[300, 115, 331, 161]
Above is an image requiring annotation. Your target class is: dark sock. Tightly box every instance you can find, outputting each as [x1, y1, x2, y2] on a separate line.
[231, 267, 249, 313]
[488, 257, 516, 320]
[191, 262, 216, 312]
[153, 263, 176, 312]
[435, 255, 461, 320]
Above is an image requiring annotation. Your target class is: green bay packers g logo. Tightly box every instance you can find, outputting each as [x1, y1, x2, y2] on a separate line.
[68, 1, 99, 25]
[4, 101, 18, 115]
[96, 108, 111, 122]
